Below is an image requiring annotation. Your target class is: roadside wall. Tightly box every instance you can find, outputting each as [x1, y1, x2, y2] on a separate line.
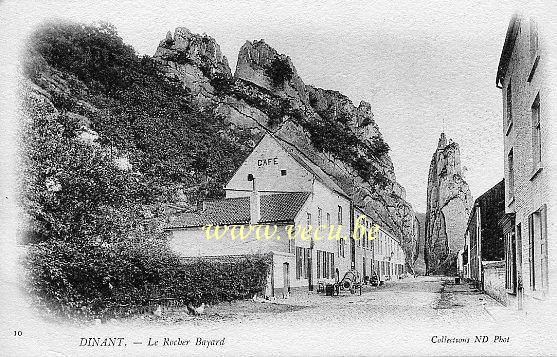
[482, 261, 507, 305]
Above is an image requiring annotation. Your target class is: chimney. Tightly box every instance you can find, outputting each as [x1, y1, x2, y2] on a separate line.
[250, 178, 260, 224]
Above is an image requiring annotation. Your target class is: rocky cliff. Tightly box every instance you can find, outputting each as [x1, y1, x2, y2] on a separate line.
[153, 28, 420, 270]
[424, 133, 473, 275]
[411, 212, 427, 275]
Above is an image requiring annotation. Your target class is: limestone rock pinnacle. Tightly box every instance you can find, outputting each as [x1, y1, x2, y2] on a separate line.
[424, 133, 473, 275]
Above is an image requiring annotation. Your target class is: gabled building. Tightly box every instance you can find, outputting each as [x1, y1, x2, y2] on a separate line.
[165, 133, 407, 298]
[462, 180, 506, 302]
[165, 134, 353, 298]
[496, 14, 552, 309]
[353, 207, 406, 283]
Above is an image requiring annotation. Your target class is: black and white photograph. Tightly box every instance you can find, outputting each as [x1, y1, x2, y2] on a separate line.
[0, 1, 556, 356]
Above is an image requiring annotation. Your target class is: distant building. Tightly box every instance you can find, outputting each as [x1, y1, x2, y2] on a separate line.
[354, 207, 406, 284]
[496, 14, 550, 309]
[462, 180, 506, 302]
[165, 134, 406, 298]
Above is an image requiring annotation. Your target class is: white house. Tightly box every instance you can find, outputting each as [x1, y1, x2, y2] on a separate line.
[165, 134, 352, 297]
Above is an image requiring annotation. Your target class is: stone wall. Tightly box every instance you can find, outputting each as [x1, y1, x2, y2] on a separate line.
[482, 261, 507, 306]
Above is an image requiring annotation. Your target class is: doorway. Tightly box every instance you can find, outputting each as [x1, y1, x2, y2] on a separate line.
[516, 223, 523, 309]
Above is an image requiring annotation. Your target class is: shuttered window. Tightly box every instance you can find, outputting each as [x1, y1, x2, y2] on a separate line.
[508, 149, 514, 198]
[323, 251, 328, 278]
[506, 82, 513, 129]
[317, 250, 321, 279]
[329, 253, 335, 279]
[296, 247, 302, 280]
[532, 94, 541, 166]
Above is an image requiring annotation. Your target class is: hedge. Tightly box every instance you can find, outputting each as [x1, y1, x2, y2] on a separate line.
[23, 239, 271, 320]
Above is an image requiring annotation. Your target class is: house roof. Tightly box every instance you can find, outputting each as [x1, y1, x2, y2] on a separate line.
[465, 179, 505, 232]
[166, 192, 311, 229]
[273, 135, 350, 199]
[496, 14, 521, 87]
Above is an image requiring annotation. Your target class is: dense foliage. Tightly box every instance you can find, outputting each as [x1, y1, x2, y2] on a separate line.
[26, 20, 251, 203]
[20, 99, 142, 243]
[25, 239, 270, 319]
[300, 115, 390, 188]
[265, 56, 294, 87]
[20, 20, 258, 319]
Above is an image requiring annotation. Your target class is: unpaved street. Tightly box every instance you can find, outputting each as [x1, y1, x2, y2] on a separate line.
[118, 276, 504, 328]
[8, 275, 553, 357]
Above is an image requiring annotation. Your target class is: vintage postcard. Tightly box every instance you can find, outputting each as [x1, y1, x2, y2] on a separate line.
[1, 1, 556, 356]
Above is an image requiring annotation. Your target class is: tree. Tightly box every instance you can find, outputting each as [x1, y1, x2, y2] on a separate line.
[20, 99, 141, 244]
[265, 56, 293, 87]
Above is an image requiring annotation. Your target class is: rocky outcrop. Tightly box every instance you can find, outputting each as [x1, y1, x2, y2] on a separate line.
[153, 28, 231, 106]
[411, 212, 427, 275]
[235, 40, 309, 108]
[153, 28, 421, 271]
[424, 133, 473, 275]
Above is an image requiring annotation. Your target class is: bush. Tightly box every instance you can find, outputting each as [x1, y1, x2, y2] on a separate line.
[24, 239, 271, 320]
[265, 56, 293, 87]
[210, 72, 234, 94]
[50, 92, 77, 113]
[299, 114, 391, 188]
[25, 20, 253, 205]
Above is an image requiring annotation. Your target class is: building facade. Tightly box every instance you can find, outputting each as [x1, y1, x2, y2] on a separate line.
[496, 14, 552, 310]
[165, 134, 406, 298]
[462, 180, 506, 301]
[353, 208, 407, 284]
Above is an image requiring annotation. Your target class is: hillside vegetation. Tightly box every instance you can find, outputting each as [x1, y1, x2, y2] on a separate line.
[20, 21, 262, 319]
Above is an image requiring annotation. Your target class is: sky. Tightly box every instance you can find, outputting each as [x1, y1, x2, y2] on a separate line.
[2, 0, 545, 212]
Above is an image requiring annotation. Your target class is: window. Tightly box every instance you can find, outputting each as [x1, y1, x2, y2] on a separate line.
[326, 212, 330, 227]
[307, 212, 312, 226]
[339, 238, 345, 258]
[296, 247, 303, 279]
[508, 149, 514, 199]
[324, 252, 329, 278]
[303, 248, 310, 279]
[288, 236, 294, 254]
[365, 222, 369, 248]
[330, 253, 335, 279]
[317, 251, 321, 279]
[532, 94, 541, 166]
[506, 82, 513, 130]
[318, 208, 322, 226]
[281, 169, 287, 176]
[363, 257, 367, 276]
[337, 205, 343, 225]
[530, 18, 539, 62]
